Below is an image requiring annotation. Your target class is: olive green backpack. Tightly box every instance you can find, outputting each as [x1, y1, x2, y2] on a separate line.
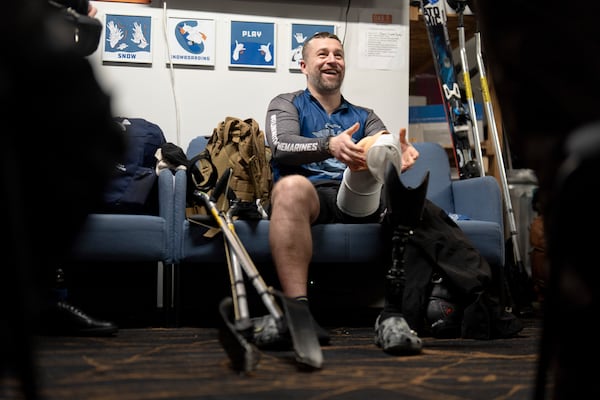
[188, 116, 273, 216]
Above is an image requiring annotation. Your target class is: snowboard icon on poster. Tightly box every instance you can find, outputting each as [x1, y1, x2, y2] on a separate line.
[167, 17, 216, 66]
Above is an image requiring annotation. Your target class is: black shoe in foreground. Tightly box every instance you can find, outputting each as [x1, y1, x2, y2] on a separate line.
[38, 301, 118, 337]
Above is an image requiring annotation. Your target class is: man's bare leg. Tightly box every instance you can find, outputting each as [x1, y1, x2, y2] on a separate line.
[252, 175, 329, 348]
[269, 175, 320, 298]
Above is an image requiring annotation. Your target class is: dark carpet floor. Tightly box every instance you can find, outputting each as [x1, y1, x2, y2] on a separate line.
[1, 316, 546, 400]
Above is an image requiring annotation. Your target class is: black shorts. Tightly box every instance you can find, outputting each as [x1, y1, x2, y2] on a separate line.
[313, 180, 383, 225]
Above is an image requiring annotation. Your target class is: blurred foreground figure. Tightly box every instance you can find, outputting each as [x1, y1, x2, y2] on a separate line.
[474, 1, 600, 398]
[1, 0, 124, 398]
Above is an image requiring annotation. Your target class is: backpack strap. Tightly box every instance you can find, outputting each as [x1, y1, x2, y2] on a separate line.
[188, 150, 218, 193]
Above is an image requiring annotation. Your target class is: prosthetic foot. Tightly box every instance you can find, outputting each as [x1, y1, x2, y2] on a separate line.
[375, 164, 430, 354]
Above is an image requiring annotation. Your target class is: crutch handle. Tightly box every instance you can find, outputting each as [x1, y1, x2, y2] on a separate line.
[211, 167, 233, 203]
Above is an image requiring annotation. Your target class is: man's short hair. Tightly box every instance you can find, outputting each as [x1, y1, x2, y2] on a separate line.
[301, 31, 342, 61]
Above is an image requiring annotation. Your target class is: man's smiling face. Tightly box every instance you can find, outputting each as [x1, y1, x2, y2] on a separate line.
[301, 36, 345, 95]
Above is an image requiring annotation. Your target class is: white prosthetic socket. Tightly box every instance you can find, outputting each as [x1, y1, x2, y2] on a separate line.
[366, 132, 403, 184]
[336, 133, 403, 217]
[336, 169, 382, 217]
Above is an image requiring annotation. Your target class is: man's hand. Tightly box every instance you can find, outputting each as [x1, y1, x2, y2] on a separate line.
[328, 125, 419, 172]
[88, 3, 98, 17]
[352, 127, 419, 173]
[352, 130, 387, 172]
[328, 122, 366, 170]
[399, 128, 419, 172]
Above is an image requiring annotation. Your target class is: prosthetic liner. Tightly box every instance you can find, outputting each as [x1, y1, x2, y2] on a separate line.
[382, 163, 430, 315]
[336, 132, 403, 217]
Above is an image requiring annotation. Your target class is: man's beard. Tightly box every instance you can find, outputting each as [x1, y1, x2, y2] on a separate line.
[311, 73, 343, 93]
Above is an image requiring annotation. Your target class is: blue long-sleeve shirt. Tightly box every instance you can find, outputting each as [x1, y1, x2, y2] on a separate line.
[265, 89, 387, 182]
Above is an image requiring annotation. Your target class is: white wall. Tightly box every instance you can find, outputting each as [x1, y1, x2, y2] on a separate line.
[88, 0, 410, 148]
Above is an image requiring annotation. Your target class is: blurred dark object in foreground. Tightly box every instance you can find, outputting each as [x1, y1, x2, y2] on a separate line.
[48, 0, 102, 56]
[1, 0, 124, 398]
[474, 1, 600, 399]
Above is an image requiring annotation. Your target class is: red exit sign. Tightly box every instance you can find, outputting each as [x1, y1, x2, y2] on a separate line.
[372, 14, 393, 24]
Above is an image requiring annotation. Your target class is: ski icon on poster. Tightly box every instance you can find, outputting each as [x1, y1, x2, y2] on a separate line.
[103, 14, 153, 64]
[289, 23, 336, 70]
[229, 21, 276, 69]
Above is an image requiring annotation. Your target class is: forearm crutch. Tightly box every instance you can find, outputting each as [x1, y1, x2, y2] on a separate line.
[189, 168, 323, 373]
[454, 0, 486, 177]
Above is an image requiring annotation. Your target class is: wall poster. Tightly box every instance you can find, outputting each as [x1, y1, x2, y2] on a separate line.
[103, 14, 153, 64]
[167, 17, 216, 66]
[229, 20, 276, 69]
[289, 23, 336, 70]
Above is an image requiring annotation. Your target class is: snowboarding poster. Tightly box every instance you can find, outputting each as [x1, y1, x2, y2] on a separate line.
[166, 17, 216, 67]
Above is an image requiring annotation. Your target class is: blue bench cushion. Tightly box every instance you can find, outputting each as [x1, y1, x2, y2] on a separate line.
[72, 214, 169, 262]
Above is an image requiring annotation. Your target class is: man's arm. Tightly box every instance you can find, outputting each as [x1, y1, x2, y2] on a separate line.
[265, 92, 331, 166]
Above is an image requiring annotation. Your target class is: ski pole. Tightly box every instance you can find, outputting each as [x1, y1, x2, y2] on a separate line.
[455, 1, 485, 177]
[475, 32, 521, 262]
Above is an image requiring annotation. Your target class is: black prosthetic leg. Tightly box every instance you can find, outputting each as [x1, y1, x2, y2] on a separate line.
[383, 165, 463, 338]
[381, 164, 429, 324]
